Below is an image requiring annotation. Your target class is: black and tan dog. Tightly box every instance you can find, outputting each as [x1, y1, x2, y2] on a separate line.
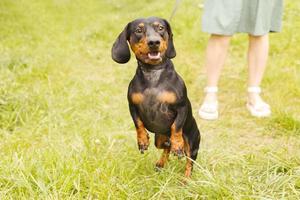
[111, 17, 200, 177]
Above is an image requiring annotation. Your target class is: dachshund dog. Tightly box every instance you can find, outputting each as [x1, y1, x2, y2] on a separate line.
[111, 17, 200, 177]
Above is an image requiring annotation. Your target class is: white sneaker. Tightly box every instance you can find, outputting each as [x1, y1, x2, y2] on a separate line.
[198, 87, 219, 120]
[247, 86, 271, 117]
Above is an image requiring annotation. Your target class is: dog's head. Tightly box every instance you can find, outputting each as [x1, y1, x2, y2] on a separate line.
[111, 17, 176, 65]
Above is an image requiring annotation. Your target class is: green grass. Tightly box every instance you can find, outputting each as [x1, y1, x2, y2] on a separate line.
[0, 0, 300, 199]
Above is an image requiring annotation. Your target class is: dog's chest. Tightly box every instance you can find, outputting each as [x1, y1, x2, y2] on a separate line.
[142, 88, 170, 112]
[137, 88, 176, 133]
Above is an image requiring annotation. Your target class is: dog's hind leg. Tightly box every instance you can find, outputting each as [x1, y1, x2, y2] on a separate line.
[155, 134, 171, 169]
[183, 121, 200, 177]
[183, 138, 193, 177]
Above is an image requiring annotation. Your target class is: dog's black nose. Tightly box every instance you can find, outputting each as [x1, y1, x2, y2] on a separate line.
[148, 39, 160, 48]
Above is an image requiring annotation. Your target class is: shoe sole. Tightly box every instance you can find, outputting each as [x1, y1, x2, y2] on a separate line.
[198, 110, 218, 120]
[246, 103, 271, 118]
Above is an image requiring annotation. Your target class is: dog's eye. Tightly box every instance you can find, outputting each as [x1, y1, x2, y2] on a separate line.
[158, 25, 164, 31]
[135, 28, 143, 34]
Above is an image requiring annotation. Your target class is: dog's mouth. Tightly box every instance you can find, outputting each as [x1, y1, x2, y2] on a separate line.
[147, 51, 161, 60]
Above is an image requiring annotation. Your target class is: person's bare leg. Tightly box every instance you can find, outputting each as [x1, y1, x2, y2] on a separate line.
[247, 34, 271, 116]
[205, 34, 231, 98]
[199, 34, 231, 119]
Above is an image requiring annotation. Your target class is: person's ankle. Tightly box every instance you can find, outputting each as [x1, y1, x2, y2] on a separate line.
[199, 86, 219, 120]
[204, 92, 218, 103]
[203, 86, 218, 103]
[247, 87, 268, 106]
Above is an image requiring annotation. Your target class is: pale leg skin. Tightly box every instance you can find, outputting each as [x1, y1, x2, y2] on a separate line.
[247, 34, 269, 106]
[202, 34, 231, 104]
[200, 34, 270, 118]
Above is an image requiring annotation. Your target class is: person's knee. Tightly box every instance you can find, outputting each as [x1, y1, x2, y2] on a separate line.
[210, 34, 231, 47]
[248, 34, 269, 42]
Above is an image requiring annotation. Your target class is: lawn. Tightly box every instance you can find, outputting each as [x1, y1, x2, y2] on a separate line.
[0, 0, 300, 199]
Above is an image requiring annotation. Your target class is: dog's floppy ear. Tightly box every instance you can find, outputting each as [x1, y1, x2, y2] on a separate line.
[163, 19, 176, 59]
[111, 23, 131, 64]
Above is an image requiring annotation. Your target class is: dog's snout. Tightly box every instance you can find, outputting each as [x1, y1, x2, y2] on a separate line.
[148, 39, 160, 48]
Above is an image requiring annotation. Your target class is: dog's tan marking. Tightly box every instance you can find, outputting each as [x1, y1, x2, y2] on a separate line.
[184, 139, 192, 178]
[153, 21, 160, 26]
[156, 148, 170, 168]
[155, 134, 171, 168]
[136, 118, 149, 148]
[159, 39, 168, 53]
[130, 36, 149, 56]
[131, 92, 144, 104]
[170, 123, 184, 155]
[157, 91, 177, 104]
[155, 134, 169, 149]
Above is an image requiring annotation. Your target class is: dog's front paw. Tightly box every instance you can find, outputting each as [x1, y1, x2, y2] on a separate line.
[138, 143, 149, 154]
[171, 147, 184, 158]
[137, 134, 150, 154]
[155, 159, 165, 171]
[170, 141, 184, 158]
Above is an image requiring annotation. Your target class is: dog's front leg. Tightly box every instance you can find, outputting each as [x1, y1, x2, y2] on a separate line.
[129, 102, 149, 154]
[170, 104, 187, 158]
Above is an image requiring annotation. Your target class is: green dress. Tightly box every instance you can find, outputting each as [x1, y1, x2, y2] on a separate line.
[202, 0, 284, 36]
